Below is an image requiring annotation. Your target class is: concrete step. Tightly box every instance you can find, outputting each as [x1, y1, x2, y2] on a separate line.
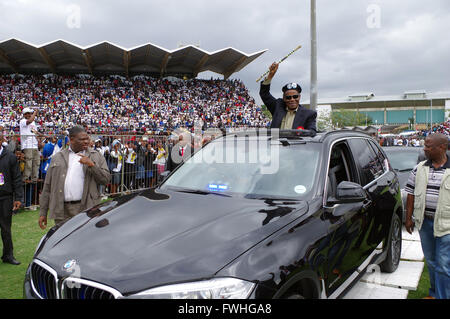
[361, 260, 424, 290]
[344, 227, 425, 299]
[343, 281, 409, 299]
[401, 240, 424, 261]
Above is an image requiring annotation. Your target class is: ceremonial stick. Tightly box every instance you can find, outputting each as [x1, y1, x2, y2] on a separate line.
[256, 44, 302, 82]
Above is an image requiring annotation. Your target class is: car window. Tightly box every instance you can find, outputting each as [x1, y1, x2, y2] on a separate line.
[383, 149, 420, 171]
[347, 138, 384, 185]
[326, 141, 358, 199]
[368, 140, 389, 172]
[162, 139, 321, 199]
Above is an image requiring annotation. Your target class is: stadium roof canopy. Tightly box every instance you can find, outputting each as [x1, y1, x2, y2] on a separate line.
[0, 38, 266, 79]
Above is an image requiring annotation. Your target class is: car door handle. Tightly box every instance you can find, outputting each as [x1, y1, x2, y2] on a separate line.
[362, 199, 372, 210]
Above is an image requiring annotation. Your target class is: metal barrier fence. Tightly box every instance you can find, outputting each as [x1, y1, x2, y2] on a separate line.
[3, 134, 171, 209]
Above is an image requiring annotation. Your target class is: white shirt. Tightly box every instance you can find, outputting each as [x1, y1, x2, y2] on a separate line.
[19, 118, 38, 150]
[64, 148, 86, 201]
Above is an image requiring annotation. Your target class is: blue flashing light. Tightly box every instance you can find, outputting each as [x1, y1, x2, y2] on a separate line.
[208, 184, 228, 191]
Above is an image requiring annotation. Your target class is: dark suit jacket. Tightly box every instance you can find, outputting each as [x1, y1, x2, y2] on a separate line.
[0, 148, 24, 202]
[260, 82, 317, 131]
[167, 144, 194, 171]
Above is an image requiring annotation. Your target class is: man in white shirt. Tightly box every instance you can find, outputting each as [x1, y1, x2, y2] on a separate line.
[19, 108, 40, 183]
[38, 126, 110, 228]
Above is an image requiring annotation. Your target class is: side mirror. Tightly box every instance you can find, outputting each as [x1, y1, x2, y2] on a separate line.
[325, 181, 368, 217]
[335, 181, 367, 203]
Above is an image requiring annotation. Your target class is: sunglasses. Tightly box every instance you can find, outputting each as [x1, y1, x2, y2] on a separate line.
[284, 94, 299, 100]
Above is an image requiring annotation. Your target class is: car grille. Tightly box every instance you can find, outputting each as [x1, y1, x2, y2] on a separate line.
[62, 281, 115, 299]
[30, 262, 58, 299]
[30, 261, 120, 299]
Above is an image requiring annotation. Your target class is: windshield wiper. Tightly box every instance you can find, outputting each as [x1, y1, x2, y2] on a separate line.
[244, 194, 300, 201]
[172, 187, 232, 197]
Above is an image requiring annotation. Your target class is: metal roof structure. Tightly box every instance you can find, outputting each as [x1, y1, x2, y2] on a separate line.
[0, 38, 266, 79]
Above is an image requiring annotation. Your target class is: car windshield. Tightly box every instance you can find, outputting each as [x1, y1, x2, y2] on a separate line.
[384, 149, 419, 171]
[161, 138, 321, 200]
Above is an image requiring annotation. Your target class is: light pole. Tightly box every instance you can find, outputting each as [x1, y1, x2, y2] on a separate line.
[310, 0, 318, 111]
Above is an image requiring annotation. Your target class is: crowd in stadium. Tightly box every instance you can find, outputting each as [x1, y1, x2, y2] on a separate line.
[420, 120, 450, 137]
[0, 74, 270, 134]
[379, 121, 450, 147]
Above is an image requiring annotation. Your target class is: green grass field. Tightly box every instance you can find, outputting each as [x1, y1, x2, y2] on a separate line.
[407, 262, 430, 299]
[0, 208, 50, 299]
[0, 208, 431, 299]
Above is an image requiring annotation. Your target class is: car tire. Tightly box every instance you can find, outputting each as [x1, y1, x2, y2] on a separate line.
[380, 213, 402, 273]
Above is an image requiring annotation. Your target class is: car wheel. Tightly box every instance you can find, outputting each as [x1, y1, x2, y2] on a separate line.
[380, 213, 402, 273]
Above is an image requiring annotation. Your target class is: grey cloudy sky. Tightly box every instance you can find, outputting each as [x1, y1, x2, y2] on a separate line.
[1, 0, 450, 105]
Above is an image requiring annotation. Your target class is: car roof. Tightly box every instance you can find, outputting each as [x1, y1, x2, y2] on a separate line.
[382, 146, 423, 152]
[220, 129, 372, 143]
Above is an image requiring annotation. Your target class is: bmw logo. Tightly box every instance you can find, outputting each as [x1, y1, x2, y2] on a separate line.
[63, 259, 77, 271]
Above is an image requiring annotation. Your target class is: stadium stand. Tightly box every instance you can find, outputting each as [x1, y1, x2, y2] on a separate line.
[0, 74, 270, 133]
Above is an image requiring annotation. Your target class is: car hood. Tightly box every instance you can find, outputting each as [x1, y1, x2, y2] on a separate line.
[36, 188, 308, 295]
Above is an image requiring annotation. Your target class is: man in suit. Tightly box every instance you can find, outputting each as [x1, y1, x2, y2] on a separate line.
[0, 132, 23, 265]
[167, 133, 194, 172]
[38, 126, 110, 229]
[259, 62, 317, 131]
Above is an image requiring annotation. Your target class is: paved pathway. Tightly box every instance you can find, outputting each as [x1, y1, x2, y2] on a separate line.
[343, 227, 424, 299]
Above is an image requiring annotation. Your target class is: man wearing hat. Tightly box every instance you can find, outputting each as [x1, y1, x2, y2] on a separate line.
[259, 62, 317, 131]
[19, 108, 40, 183]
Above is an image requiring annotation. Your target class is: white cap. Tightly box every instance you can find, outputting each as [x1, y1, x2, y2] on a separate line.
[23, 107, 33, 114]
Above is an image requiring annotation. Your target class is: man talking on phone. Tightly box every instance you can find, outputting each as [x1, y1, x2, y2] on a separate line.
[39, 126, 110, 229]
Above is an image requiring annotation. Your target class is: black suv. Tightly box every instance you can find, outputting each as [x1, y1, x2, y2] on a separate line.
[24, 129, 402, 299]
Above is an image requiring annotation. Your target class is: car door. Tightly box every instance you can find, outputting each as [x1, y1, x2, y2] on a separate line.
[346, 138, 395, 263]
[322, 140, 370, 295]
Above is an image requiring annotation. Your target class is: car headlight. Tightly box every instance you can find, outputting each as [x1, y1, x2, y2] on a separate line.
[123, 278, 255, 299]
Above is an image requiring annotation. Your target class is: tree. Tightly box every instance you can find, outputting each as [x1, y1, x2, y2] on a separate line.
[331, 110, 373, 127]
